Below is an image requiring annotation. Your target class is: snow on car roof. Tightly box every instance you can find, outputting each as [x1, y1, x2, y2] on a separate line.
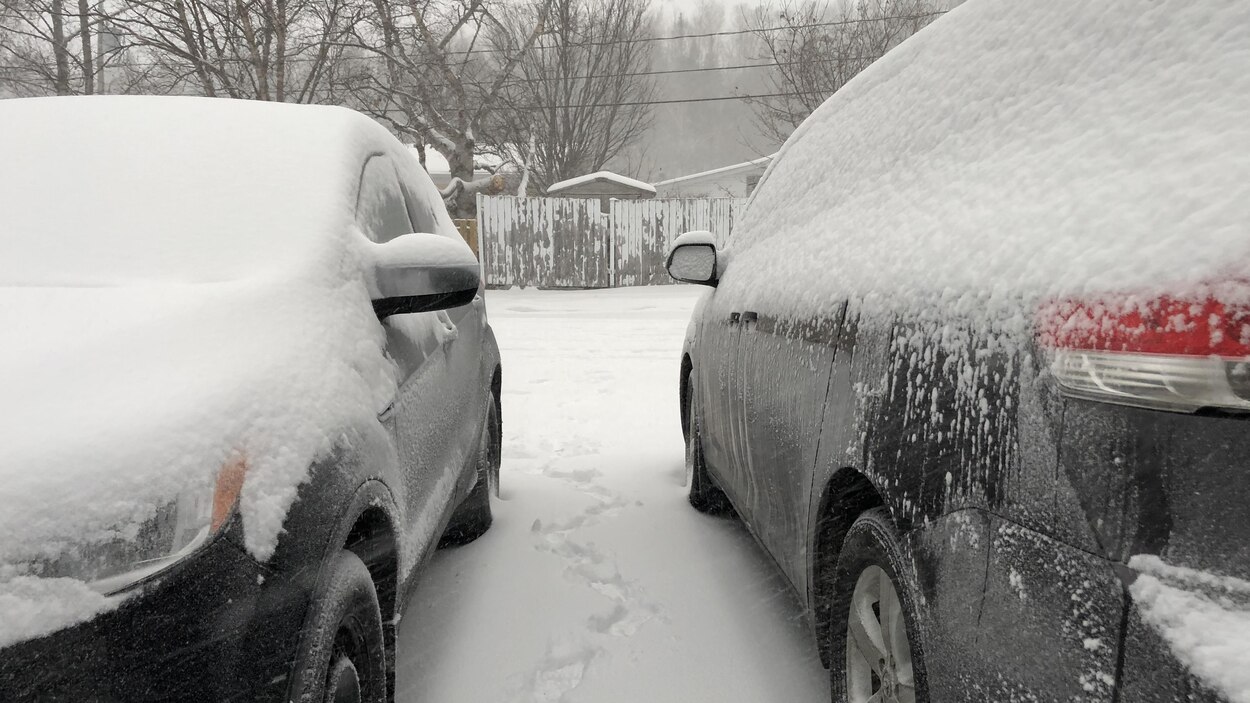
[0, 96, 388, 285]
[726, 0, 1250, 323]
[547, 171, 656, 195]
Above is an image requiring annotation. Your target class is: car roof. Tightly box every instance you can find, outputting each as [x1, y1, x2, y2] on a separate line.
[0, 96, 412, 285]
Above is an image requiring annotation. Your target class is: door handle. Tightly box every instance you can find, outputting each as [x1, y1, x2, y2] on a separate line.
[741, 311, 758, 323]
[729, 312, 741, 324]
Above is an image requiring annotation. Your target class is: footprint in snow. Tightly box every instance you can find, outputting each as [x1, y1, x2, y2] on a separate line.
[526, 641, 598, 703]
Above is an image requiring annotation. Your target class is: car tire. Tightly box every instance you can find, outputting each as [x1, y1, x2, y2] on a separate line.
[289, 549, 387, 703]
[829, 507, 929, 703]
[439, 398, 498, 548]
[684, 378, 735, 516]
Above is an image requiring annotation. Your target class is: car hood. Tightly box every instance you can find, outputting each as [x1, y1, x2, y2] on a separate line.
[0, 273, 396, 579]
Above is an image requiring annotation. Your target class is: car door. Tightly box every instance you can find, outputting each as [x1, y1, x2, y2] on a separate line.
[358, 154, 477, 548]
[735, 295, 845, 594]
[395, 155, 486, 474]
[693, 284, 751, 505]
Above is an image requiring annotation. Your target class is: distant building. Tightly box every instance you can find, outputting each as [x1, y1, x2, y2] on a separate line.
[546, 171, 656, 212]
[409, 145, 507, 190]
[653, 155, 775, 199]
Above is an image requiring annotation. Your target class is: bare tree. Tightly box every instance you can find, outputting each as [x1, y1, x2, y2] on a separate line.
[0, 0, 105, 95]
[337, 0, 555, 215]
[483, 0, 654, 192]
[102, 0, 360, 100]
[744, 0, 943, 143]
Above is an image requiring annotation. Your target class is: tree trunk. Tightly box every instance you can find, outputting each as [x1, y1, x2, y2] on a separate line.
[448, 143, 477, 217]
[448, 142, 475, 184]
[50, 0, 72, 95]
[76, 0, 93, 94]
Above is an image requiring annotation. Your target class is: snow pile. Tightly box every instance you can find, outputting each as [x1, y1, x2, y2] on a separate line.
[0, 97, 413, 641]
[727, 0, 1250, 322]
[547, 171, 656, 195]
[1129, 555, 1250, 702]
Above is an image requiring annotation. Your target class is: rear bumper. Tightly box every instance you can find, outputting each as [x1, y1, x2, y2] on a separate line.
[1056, 398, 1250, 701]
[0, 533, 309, 702]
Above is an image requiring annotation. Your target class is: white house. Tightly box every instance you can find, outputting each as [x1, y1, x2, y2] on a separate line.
[653, 155, 775, 199]
[408, 145, 508, 189]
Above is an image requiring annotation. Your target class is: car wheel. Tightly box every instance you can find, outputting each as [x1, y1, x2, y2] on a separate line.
[830, 508, 928, 703]
[439, 399, 498, 547]
[684, 379, 734, 516]
[290, 549, 387, 703]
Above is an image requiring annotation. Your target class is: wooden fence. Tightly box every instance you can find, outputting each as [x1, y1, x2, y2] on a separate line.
[477, 194, 747, 288]
[452, 218, 478, 257]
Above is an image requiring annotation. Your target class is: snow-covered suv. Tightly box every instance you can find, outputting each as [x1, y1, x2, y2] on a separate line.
[0, 96, 502, 703]
[669, 1, 1250, 701]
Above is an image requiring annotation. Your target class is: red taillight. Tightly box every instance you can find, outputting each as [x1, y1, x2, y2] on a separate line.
[1038, 288, 1250, 413]
[1038, 294, 1250, 358]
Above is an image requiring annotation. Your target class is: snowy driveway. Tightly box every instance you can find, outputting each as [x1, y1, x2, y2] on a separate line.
[395, 286, 828, 702]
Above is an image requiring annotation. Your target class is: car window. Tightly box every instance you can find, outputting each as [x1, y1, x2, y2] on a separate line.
[393, 151, 458, 238]
[398, 174, 446, 236]
[356, 155, 414, 242]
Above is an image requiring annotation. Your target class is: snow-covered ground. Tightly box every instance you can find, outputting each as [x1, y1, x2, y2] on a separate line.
[394, 286, 828, 702]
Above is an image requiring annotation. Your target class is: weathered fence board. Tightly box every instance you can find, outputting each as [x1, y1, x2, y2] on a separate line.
[609, 198, 741, 286]
[477, 194, 746, 288]
[477, 195, 612, 288]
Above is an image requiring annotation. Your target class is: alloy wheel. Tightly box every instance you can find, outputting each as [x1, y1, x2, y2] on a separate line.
[845, 565, 916, 703]
[325, 649, 361, 703]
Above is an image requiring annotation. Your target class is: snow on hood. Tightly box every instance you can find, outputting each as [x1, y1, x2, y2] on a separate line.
[0, 97, 406, 643]
[726, 0, 1250, 322]
[0, 249, 397, 645]
[0, 260, 394, 563]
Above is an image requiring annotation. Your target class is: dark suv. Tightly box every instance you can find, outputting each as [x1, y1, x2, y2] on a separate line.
[0, 96, 502, 702]
[666, 1, 1250, 700]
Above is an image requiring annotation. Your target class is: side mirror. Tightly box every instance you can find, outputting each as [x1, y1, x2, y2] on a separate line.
[665, 231, 718, 286]
[366, 232, 481, 318]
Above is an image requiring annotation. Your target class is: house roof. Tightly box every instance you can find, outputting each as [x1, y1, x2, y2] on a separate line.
[653, 154, 775, 188]
[547, 170, 656, 195]
[407, 145, 507, 176]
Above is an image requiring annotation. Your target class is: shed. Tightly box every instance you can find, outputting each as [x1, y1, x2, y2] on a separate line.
[653, 155, 774, 199]
[546, 171, 656, 212]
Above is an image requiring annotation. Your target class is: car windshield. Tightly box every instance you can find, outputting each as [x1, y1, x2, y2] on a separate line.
[4, 0, 1249, 702]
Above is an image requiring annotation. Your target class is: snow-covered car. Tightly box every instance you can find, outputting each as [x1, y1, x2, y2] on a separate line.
[0, 96, 502, 703]
[668, 1, 1250, 701]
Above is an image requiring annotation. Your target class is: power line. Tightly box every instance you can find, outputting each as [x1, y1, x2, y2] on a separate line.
[492, 54, 883, 84]
[0, 7, 943, 105]
[506, 89, 827, 110]
[0, 10, 946, 59]
[443, 9, 946, 55]
[0, 43, 909, 73]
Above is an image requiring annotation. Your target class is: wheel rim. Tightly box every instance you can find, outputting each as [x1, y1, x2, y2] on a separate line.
[325, 652, 361, 703]
[845, 565, 915, 703]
